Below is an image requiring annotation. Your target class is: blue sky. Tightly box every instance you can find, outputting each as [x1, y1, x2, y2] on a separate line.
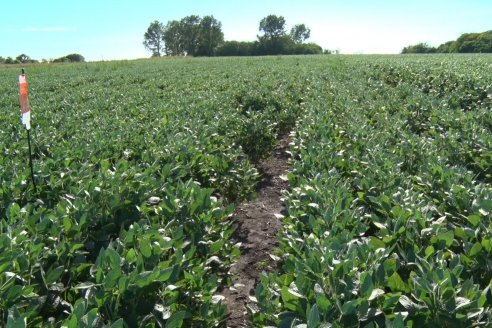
[1, 0, 491, 61]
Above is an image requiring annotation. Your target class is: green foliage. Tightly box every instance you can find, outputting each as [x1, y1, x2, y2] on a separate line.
[257, 16, 321, 56]
[215, 41, 258, 56]
[0, 54, 39, 64]
[143, 20, 165, 57]
[196, 16, 224, 56]
[403, 30, 492, 54]
[401, 43, 436, 54]
[251, 55, 492, 327]
[161, 15, 224, 57]
[259, 14, 287, 40]
[149, 14, 321, 57]
[3, 54, 492, 327]
[290, 24, 311, 44]
[0, 56, 310, 326]
[291, 43, 323, 55]
[53, 54, 85, 63]
[15, 54, 37, 64]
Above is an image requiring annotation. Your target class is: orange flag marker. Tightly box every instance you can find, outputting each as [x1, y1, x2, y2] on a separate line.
[19, 70, 31, 130]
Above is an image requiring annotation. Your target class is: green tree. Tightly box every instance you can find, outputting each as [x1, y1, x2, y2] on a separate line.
[16, 54, 33, 63]
[291, 43, 322, 54]
[290, 24, 311, 44]
[163, 20, 184, 56]
[143, 20, 165, 57]
[216, 41, 258, 56]
[65, 54, 85, 62]
[259, 15, 286, 40]
[162, 15, 225, 57]
[53, 54, 85, 63]
[258, 15, 289, 55]
[414, 30, 492, 54]
[196, 15, 224, 56]
[180, 15, 201, 56]
[437, 41, 458, 53]
[401, 43, 436, 54]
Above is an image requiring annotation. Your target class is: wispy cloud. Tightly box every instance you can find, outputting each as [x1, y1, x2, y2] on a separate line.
[22, 27, 72, 32]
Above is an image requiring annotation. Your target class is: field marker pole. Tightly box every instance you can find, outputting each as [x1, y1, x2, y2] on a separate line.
[19, 68, 37, 192]
[26, 128, 36, 192]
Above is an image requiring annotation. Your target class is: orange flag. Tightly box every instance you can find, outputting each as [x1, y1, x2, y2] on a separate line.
[19, 73, 31, 130]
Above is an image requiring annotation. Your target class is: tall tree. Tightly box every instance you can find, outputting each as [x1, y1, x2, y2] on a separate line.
[16, 54, 32, 63]
[161, 15, 225, 56]
[258, 15, 286, 40]
[163, 20, 184, 56]
[180, 15, 201, 56]
[196, 15, 224, 56]
[258, 15, 289, 55]
[290, 24, 311, 44]
[143, 20, 165, 57]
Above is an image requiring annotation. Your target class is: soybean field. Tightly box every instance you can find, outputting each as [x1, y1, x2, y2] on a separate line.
[1, 55, 492, 327]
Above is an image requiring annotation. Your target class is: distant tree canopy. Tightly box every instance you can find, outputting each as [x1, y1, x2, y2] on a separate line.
[144, 15, 224, 57]
[53, 54, 85, 63]
[143, 20, 165, 57]
[144, 14, 324, 57]
[290, 24, 311, 44]
[0, 53, 84, 64]
[0, 54, 37, 64]
[402, 30, 492, 54]
[401, 43, 436, 54]
[16, 54, 37, 64]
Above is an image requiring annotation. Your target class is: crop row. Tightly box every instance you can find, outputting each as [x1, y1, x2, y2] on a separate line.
[253, 56, 492, 327]
[0, 58, 311, 327]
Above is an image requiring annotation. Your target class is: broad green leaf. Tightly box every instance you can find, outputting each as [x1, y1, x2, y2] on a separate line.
[126, 248, 137, 263]
[157, 265, 175, 282]
[307, 304, 320, 328]
[341, 300, 358, 315]
[65, 314, 79, 328]
[210, 240, 224, 254]
[466, 214, 480, 227]
[437, 230, 454, 247]
[81, 308, 100, 327]
[165, 311, 188, 328]
[482, 238, 492, 252]
[469, 242, 482, 257]
[388, 272, 407, 292]
[46, 266, 65, 284]
[105, 248, 121, 267]
[63, 216, 73, 231]
[7, 285, 23, 303]
[316, 294, 332, 312]
[104, 267, 122, 289]
[140, 238, 152, 258]
[424, 246, 435, 258]
[281, 286, 301, 311]
[7, 307, 26, 328]
[7, 203, 20, 220]
[109, 318, 125, 328]
[369, 236, 385, 249]
[360, 272, 374, 297]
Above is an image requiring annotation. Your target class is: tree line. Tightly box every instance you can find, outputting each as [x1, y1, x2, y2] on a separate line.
[0, 53, 85, 65]
[402, 30, 492, 54]
[143, 14, 328, 57]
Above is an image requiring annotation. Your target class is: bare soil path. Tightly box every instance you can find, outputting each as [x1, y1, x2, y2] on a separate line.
[221, 135, 291, 327]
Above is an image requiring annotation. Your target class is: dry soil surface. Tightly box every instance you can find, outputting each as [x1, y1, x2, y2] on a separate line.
[221, 135, 290, 327]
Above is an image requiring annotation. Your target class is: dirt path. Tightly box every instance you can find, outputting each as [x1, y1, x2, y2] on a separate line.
[221, 135, 290, 327]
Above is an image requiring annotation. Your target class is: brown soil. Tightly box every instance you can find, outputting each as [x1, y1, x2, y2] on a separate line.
[221, 135, 290, 327]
